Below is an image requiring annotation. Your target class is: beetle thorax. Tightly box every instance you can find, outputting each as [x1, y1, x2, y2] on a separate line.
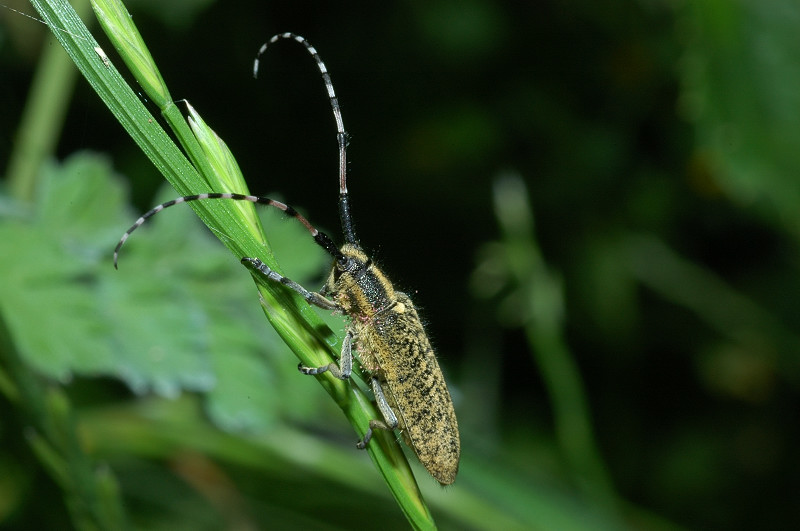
[323, 244, 396, 318]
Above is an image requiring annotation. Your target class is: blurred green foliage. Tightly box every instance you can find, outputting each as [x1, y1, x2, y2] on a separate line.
[2, 0, 799, 529]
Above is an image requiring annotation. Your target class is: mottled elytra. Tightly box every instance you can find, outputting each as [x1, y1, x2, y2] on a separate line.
[115, 33, 460, 485]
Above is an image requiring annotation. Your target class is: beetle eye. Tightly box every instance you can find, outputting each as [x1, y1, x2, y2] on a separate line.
[337, 257, 352, 271]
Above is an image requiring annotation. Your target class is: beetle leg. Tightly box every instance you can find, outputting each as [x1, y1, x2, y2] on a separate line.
[242, 257, 338, 311]
[298, 330, 353, 381]
[357, 376, 399, 449]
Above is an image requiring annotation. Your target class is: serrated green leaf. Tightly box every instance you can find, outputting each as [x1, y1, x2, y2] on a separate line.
[36, 153, 128, 256]
[0, 155, 260, 402]
[0, 222, 104, 381]
[204, 347, 280, 432]
[1, 151, 335, 429]
[0, 153, 123, 381]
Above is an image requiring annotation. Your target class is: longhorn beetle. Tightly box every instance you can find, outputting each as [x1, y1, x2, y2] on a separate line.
[114, 33, 460, 485]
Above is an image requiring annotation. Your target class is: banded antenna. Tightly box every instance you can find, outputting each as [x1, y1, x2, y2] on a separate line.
[114, 193, 343, 268]
[255, 32, 357, 245]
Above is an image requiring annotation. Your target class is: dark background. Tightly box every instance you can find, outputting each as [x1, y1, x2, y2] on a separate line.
[3, 0, 799, 529]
